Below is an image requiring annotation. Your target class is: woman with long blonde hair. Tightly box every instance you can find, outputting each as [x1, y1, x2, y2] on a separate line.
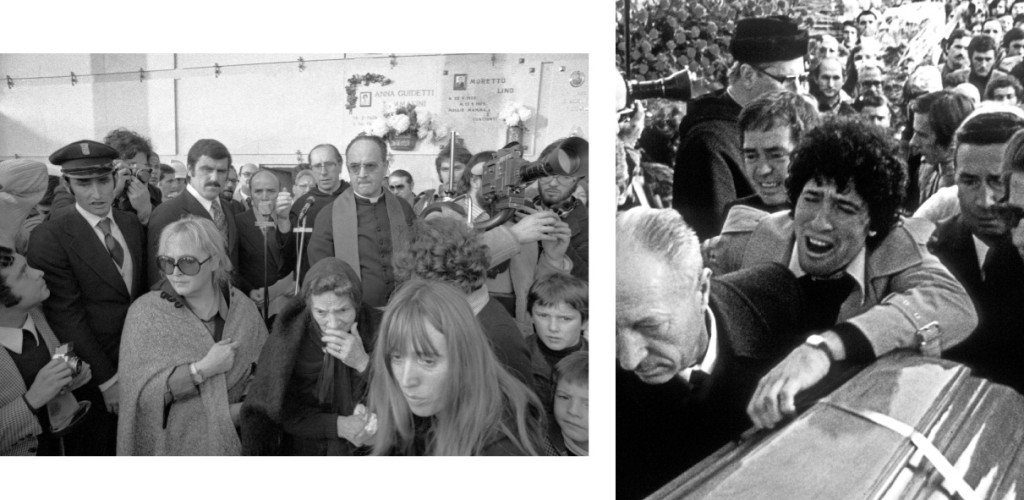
[367, 279, 548, 456]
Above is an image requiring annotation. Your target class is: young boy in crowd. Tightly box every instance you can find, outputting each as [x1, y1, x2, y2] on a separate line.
[526, 273, 588, 413]
[550, 351, 588, 456]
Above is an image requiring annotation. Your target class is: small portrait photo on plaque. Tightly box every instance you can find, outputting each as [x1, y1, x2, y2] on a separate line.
[359, 91, 372, 107]
[453, 73, 467, 91]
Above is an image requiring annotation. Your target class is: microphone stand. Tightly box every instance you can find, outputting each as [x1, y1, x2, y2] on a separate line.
[294, 212, 309, 296]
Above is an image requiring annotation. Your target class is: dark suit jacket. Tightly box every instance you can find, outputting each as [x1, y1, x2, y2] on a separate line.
[928, 215, 1024, 392]
[146, 189, 241, 288]
[617, 263, 847, 500]
[235, 209, 295, 294]
[26, 208, 146, 387]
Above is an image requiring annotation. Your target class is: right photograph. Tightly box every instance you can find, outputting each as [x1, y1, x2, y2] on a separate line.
[616, 1, 1024, 499]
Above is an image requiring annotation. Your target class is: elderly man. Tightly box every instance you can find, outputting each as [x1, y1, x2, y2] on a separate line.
[233, 162, 259, 210]
[711, 118, 977, 430]
[235, 169, 295, 306]
[811, 56, 855, 116]
[307, 135, 416, 308]
[945, 35, 1010, 96]
[27, 140, 148, 455]
[146, 139, 247, 288]
[930, 107, 1024, 394]
[674, 15, 809, 240]
[286, 144, 351, 284]
[617, 207, 817, 500]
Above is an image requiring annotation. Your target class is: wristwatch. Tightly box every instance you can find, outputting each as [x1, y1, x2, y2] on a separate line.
[189, 362, 205, 386]
[804, 334, 836, 363]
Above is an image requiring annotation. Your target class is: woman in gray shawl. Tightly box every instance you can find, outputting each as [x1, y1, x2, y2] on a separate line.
[117, 216, 266, 455]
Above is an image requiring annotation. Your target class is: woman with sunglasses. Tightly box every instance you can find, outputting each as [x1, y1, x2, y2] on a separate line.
[241, 258, 376, 455]
[367, 279, 549, 456]
[117, 216, 266, 455]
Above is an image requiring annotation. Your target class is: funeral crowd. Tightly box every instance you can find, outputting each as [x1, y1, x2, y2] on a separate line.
[617, 3, 1024, 498]
[0, 124, 589, 456]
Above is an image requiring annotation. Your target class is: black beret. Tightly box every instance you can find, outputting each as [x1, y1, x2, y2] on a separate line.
[49, 140, 118, 179]
[730, 16, 808, 65]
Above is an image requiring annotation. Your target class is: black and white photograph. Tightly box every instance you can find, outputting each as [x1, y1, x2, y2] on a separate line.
[617, 0, 1024, 498]
[0, 0, 609, 491]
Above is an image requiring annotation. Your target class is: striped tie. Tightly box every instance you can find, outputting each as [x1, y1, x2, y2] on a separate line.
[97, 218, 124, 268]
[209, 200, 229, 243]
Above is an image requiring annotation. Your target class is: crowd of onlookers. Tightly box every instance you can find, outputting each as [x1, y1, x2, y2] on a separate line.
[1, 123, 590, 457]
[617, 5, 1024, 499]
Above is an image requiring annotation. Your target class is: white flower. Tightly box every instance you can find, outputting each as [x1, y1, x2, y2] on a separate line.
[517, 105, 532, 122]
[389, 114, 411, 134]
[369, 117, 389, 137]
[417, 109, 433, 127]
[417, 127, 430, 139]
[383, 102, 396, 115]
[433, 123, 450, 139]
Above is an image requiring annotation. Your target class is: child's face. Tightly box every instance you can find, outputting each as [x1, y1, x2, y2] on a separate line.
[554, 380, 588, 445]
[530, 301, 586, 351]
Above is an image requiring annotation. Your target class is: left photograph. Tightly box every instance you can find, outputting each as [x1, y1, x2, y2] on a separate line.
[0, 52, 589, 457]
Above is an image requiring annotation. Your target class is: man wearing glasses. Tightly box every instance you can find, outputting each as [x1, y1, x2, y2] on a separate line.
[27, 140, 147, 455]
[285, 144, 351, 284]
[388, 169, 417, 207]
[946, 35, 1009, 97]
[674, 15, 808, 240]
[533, 139, 588, 281]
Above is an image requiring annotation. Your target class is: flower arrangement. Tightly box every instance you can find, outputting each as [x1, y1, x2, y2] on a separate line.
[367, 103, 450, 150]
[499, 102, 534, 127]
[345, 73, 393, 111]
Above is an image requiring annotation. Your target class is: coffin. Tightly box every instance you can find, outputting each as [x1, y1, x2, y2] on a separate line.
[651, 352, 1024, 500]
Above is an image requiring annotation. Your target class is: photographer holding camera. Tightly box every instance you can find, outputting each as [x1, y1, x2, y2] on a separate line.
[46, 128, 162, 226]
[0, 246, 92, 456]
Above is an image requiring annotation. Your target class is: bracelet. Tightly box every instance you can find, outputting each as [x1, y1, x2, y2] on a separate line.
[189, 363, 205, 386]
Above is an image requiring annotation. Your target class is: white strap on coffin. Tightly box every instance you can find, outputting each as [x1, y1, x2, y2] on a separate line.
[823, 401, 980, 500]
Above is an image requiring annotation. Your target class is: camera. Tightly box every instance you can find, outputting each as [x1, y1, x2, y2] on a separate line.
[622, 70, 695, 106]
[53, 343, 83, 376]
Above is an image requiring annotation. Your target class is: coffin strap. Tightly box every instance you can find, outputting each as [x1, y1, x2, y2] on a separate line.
[823, 401, 980, 500]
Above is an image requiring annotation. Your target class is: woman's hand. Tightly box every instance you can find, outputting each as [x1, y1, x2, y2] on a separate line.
[337, 404, 377, 446]
[322, 323, 369, 373]
[24, 359, 73, 410]
[196, 338, 239, 378]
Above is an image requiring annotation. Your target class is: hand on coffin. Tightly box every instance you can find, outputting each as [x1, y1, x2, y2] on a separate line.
[746, 342, 831, 430]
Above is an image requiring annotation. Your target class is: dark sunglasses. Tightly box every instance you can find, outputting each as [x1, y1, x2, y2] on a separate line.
[156, 255, 211, 276]
[751, 65, 809, 87]
[389, 184, 407, 190]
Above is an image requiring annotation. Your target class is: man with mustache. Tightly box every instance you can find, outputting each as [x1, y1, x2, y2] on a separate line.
[146, 139, 244, 288]
[928, 106, 1024, 394]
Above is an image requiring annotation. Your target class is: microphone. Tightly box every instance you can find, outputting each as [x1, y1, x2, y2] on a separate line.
[255, 200, 275, 230]
[297, 197, 316, 222]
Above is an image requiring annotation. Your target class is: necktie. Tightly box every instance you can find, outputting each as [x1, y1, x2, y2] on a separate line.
[97, 218, 125, 268]
[209, 200, 229, 243]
